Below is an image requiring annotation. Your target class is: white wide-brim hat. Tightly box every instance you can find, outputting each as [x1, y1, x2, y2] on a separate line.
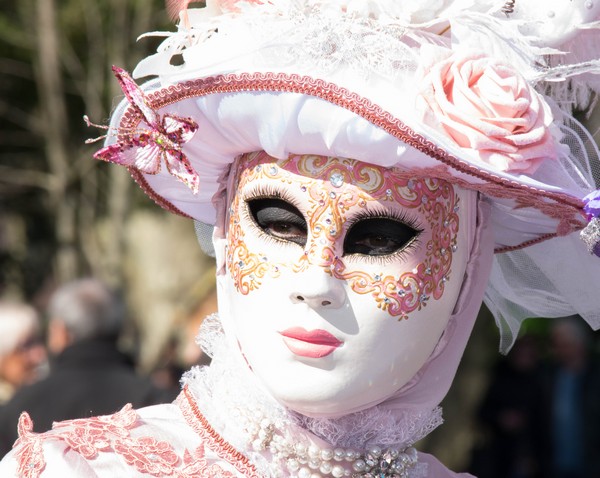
[94, 0, 600, 348]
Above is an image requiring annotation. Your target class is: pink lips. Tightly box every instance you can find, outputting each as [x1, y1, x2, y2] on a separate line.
[279, 327, 343, 358]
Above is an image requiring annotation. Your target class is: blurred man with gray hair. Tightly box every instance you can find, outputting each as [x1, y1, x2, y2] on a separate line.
[0, 278, 175, 457]
[0, 303, 46, 406]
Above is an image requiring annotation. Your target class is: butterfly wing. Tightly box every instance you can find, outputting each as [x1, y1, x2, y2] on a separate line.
[94, 143, 136, 166]
[112, 66, 160, 130]
[130, 141, 163, 174]
[97, 69, 200, 190]
[162, 114, 199, 143]
[164, 149, 200, 194]
[94, 136, 162, 174]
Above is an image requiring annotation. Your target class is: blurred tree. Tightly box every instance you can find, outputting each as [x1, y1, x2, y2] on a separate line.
[0, 0, 168, 298]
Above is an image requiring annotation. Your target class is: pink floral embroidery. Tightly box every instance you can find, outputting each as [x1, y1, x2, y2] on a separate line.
[398, 165, 586, 246]
[179, 447, 237, 478]
[51, 402, 138, 458]
[114, 436, 180, 476]
[14, 413, 45, 478]
[12, 404, 240, 478]
[417, 51, 557, 174]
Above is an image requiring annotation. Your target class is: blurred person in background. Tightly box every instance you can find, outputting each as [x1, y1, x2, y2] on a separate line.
[0, 303, 46, 406]
[469, 336, 543, 478]
[535, 317, 600, 478]
[0, 278, 176, 457]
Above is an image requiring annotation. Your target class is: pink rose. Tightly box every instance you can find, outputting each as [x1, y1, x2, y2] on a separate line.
[418, 53, 557, 174]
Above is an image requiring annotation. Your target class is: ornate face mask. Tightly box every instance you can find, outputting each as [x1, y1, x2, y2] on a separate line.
[218, 151, 474, 416]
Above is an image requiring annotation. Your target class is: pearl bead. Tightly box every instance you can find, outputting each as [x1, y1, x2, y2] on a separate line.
[407, 447, 418, 461]
[287, 459, 300, 471]
[251, 439, 262, 450]
[308, 458, 321, 470]
[333, 448, 345, 461]
[352, 459, 367, 472]
[331, 464, 345, 478]
[345, 450, 357, 461]
[368, 445, 382, 457]
[308, 445, 320, 459]
[298, 467, 311, 478]
[296, 443, 307, 456]
[320, 462, 333, 474]
[321, 449, 334, 461]
[585, 1, 594, 9]
[310, 474, 322, 478]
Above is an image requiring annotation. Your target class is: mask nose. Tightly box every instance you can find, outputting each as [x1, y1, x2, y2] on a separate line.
[289, 266, 346, 309]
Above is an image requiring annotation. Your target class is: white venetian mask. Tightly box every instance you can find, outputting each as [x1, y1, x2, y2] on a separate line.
[216, 152, 473, 417]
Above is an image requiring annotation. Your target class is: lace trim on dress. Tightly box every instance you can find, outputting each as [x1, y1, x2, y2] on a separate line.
[176, 386, 262, 477]
[12, 404, 236, 478]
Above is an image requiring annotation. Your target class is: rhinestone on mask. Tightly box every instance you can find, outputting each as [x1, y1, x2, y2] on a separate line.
[329, 172, 345, 188]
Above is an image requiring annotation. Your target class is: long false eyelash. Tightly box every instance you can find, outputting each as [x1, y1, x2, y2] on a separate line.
[239, 201, 298, 250]
[364, 237, 422, 266]
[243, 183, 304, 211]
[344, 234, 423, 266]
[343, 209, 424, 266]
[239, 184, 306, 249]
[344, 207, 424, 234]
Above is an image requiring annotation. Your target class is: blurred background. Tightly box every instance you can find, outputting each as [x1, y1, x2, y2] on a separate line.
[0, 0, 217, 371]
[0, 0, 599, 475]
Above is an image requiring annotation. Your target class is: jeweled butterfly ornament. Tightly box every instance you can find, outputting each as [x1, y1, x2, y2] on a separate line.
[85, 66, 201, 194]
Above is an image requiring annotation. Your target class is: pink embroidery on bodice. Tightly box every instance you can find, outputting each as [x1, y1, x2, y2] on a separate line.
[12, 401, 241, 478]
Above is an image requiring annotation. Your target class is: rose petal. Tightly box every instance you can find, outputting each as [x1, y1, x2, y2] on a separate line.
[418, 51, 557, 174]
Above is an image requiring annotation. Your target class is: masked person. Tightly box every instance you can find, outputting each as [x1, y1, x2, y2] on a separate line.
[2, 0, 600, 477]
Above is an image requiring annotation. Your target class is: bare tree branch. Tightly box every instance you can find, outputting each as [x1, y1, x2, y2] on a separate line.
[0, 165, 54, 189]
[0, 58, 34, 79]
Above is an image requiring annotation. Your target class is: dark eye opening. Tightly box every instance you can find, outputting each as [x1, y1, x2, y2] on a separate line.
[344, 217, 420, 256]
[247, 197, 307, 247]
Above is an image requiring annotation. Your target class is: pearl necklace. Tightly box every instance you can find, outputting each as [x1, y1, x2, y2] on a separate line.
[248, 415, 419, 478]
